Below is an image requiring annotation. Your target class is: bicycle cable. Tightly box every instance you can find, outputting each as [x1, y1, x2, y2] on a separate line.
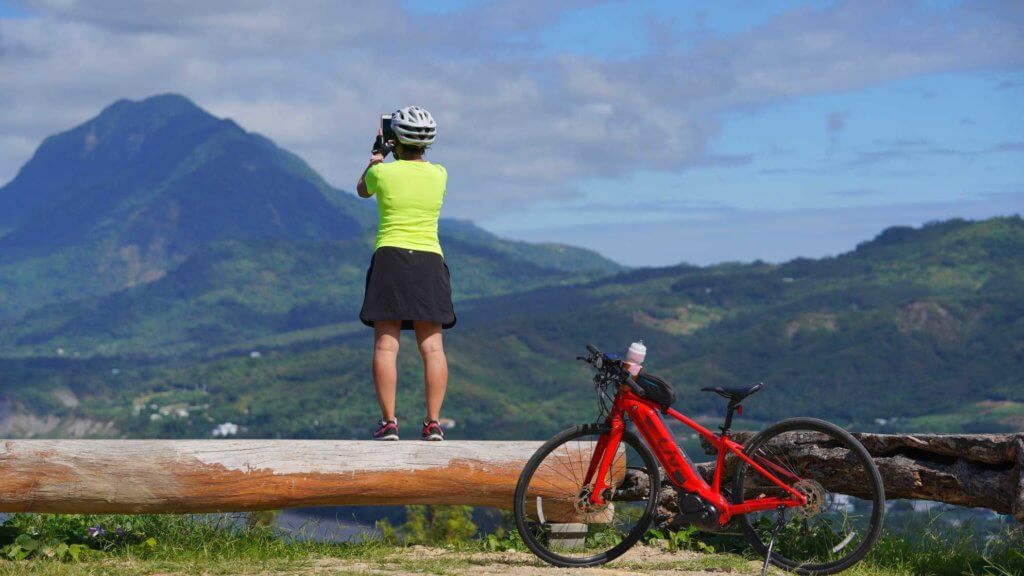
[595, 380, 611, 421]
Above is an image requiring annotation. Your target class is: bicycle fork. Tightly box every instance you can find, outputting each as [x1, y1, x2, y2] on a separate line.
[761, 505, 787, 576]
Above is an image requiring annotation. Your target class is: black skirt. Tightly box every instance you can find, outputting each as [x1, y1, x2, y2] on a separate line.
[360, 247, 456, 330]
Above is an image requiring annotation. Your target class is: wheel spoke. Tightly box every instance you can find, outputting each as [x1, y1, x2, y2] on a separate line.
[515, 427, 659, 566]
[734, 421, 884, 573]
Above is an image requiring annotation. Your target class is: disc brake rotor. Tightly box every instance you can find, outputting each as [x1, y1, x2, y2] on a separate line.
[573, 487, 610, 515]
[791, 479, 826, 519]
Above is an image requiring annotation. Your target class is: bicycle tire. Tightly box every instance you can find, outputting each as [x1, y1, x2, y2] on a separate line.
[733, 417, 885, 575]
[513, 423, 661, 567]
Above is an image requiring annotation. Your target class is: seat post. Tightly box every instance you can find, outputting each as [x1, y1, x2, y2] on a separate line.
[720, 401, 740, 435]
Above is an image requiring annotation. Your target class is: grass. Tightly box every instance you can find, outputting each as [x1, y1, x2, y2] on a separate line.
[0, 513, 392, 575]
[1, 513, 1022, 575]
[862, 519, 1024, 576]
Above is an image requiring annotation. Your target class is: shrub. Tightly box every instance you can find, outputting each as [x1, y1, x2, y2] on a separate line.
[377, 505, 477, 545]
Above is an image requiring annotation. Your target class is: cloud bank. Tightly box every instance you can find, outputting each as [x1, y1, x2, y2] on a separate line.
[3, 1, 1022, 216]
[1, 1, 1021, 266]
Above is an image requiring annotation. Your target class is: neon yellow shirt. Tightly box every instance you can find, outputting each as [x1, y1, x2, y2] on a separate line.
[364, 160, 447, 256]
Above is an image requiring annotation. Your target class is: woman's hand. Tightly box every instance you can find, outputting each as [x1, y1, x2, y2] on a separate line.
[371, 127, 393, 163]
[359, 128, 389, 197]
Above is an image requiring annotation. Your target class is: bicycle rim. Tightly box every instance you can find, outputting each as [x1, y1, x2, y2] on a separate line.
[514, 424, 660, 567]
[733, 417, 884, 575]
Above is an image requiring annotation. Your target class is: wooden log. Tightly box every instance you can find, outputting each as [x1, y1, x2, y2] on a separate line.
[642, 432, 1024, 527]
[4, 434, 1020, 521]
[0, 439, 616, 516]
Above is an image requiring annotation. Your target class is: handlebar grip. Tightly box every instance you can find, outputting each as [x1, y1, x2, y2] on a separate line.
[586, 343, 600, 356]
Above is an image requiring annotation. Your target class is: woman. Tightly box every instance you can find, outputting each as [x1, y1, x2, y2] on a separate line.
[356, 106, 455, 442]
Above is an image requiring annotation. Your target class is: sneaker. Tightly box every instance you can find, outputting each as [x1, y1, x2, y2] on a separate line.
[373, 418, 399, 441]
[421, 420, 444, 441]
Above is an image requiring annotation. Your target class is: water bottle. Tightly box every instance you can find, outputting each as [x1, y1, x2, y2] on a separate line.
[625, 340, 646, 377]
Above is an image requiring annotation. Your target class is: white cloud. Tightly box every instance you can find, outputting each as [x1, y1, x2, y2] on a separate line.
[1, 0, 1022, 219]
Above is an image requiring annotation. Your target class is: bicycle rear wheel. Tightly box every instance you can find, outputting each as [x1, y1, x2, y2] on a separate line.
[732, 417, 884, 575]
[513, 423, 660, 567]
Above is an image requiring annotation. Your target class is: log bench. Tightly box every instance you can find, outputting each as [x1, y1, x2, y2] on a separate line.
[1, 434, 1021, 523]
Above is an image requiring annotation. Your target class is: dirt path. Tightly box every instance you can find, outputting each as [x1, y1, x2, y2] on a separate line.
[0, 543, 776, 576]
[306, 544, 765, 576]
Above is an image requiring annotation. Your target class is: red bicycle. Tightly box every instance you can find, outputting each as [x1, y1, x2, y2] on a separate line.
[514, 344, 884, 575]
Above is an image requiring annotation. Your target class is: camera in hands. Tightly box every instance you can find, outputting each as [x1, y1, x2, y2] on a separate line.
[373, 114, 395, 158]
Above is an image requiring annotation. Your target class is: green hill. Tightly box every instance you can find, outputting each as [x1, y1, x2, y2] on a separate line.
[0, 95, 1019, 440]
[0, 231, 617, 357]
[1, 218, 1020, 440]
[0, 94, 619, 323]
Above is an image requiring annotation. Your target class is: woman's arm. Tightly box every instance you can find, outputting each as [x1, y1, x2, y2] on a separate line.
[357, 153, 384, 198]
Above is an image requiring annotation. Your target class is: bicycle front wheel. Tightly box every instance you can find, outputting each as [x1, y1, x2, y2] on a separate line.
[513, 423, 660, 567]
[733, 417, 885, 575]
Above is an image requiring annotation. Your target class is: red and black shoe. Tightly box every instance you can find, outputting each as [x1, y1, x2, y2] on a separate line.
[372, 418, 399, 441]
[421, 420, 444, 441]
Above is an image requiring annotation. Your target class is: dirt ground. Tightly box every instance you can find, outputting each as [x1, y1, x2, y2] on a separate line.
[305, 544, 765, 576]
[0, 543, 776, 576]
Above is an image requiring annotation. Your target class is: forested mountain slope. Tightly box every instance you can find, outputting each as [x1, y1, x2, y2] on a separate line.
[2, 218, 1019, 439]
[0, 95, 620, 324]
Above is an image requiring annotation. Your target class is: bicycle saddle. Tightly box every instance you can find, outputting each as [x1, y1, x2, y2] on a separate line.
[700, 382, 763, 404]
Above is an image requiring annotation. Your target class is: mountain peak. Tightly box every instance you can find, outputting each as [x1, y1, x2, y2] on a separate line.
[0, 93, 364, 278]
[856, 216, 1023, 252]
[101, 93, 203, 115]
[0, 93, 236, 231]
[86, 93, 231, 151]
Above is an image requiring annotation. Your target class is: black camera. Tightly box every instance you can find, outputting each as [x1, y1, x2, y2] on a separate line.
[381, 115, 395, 143]
[373, 114, 395, 158]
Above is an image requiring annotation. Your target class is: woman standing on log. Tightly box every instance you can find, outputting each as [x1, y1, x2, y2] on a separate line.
[356, 106, 454, 442]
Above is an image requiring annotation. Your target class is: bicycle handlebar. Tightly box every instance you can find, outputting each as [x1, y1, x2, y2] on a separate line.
[582, 343, 648, 398]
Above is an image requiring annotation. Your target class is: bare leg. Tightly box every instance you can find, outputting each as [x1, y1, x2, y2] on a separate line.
[373, 321, 402, 421]
[414, 322, 448, 422]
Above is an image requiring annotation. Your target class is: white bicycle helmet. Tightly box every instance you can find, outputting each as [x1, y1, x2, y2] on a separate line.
[391, 106, 436, 147]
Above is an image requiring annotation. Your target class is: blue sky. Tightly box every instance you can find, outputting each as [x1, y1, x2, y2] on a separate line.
[1, 0, 1021, 265]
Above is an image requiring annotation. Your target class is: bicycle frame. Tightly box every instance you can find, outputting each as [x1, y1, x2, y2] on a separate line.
[582, 386, 807, 526]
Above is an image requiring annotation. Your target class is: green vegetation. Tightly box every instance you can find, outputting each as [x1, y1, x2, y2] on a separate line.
[0, 231, 613, 357]
[1, 512, 1020, 575]
[644, 525, 718, 553]
[867, 525, 1024, 576]
[1, 217, 1021, 440]
[377, 505, 478, 545]
[0, 94, 1020, 440]
[0, 94, 617, 325]
[0, 513, 386, 575]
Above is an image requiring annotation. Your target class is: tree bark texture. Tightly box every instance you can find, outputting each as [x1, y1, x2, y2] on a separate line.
[0, 439, 615, 518]
[641, 432, 1024, 526]
[2, 434, 1019, 522]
